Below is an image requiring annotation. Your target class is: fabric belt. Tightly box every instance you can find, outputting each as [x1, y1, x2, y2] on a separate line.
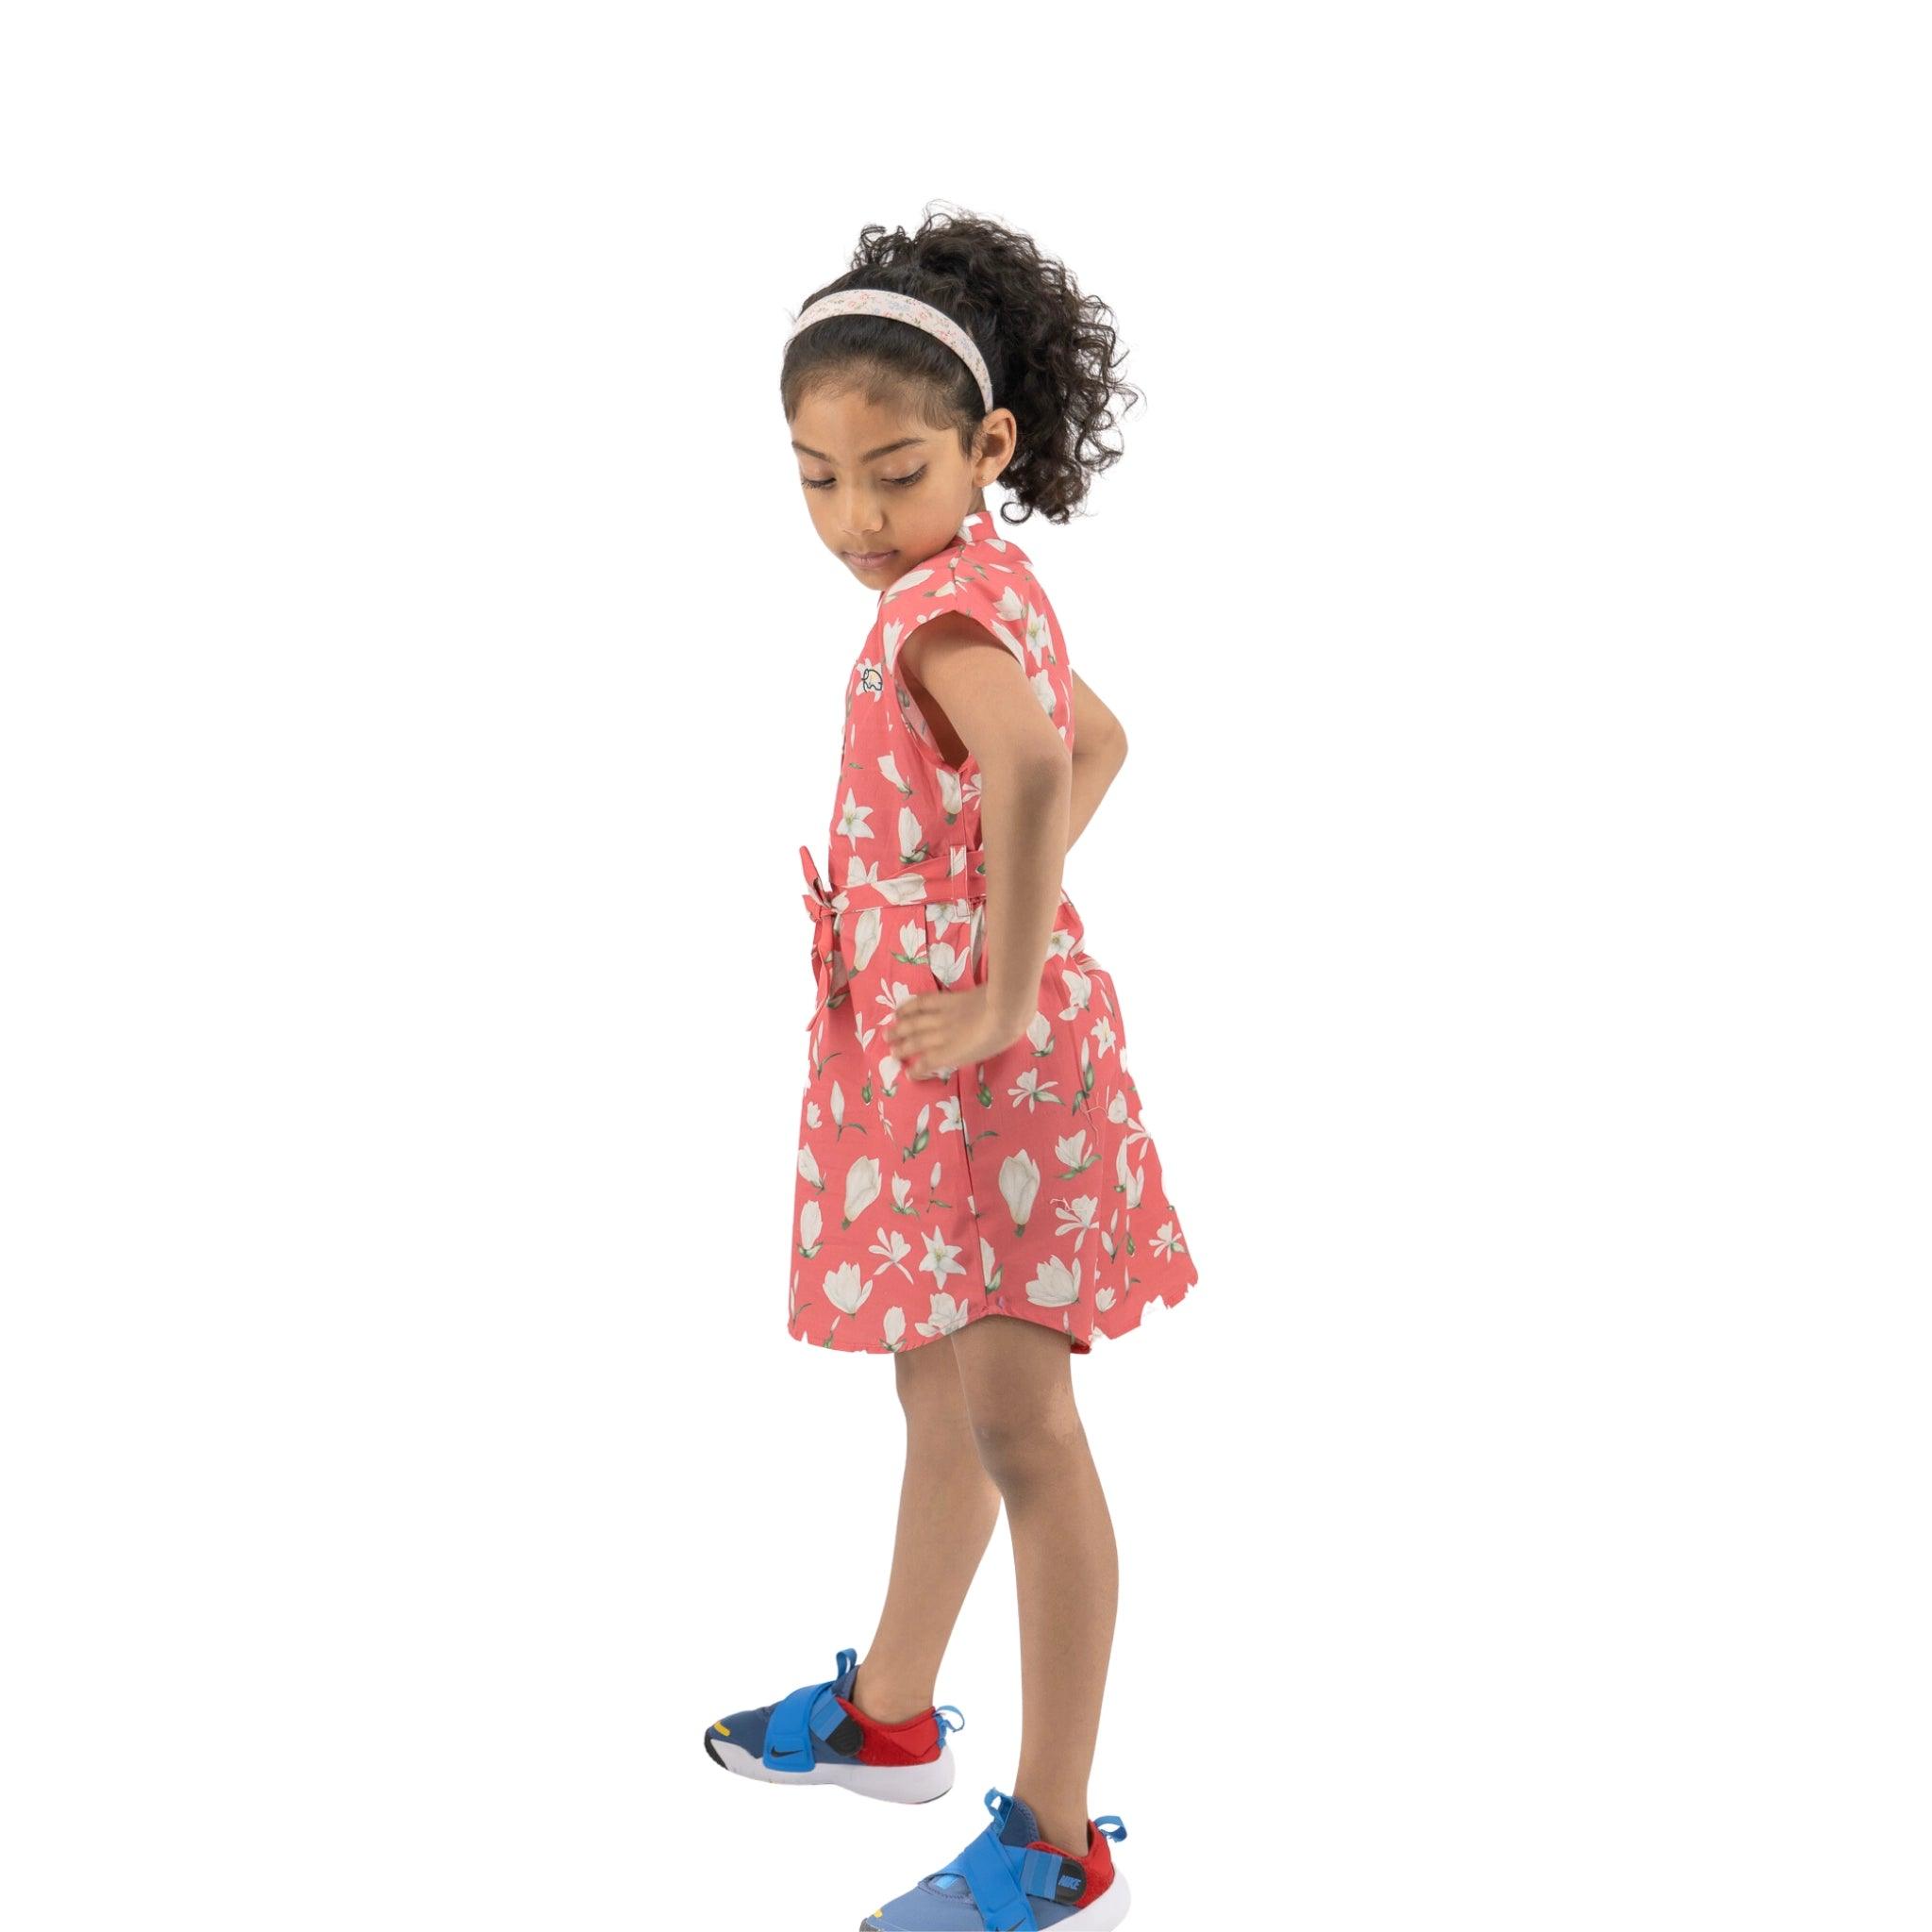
[797, 841, 992, 1032]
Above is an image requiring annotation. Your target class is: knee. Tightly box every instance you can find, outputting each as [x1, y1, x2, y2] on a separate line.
[896, 1349, 973, 1436]
[968, 1401, 1082, 1497]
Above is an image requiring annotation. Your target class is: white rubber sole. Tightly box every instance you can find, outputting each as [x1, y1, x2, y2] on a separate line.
[1075, 1872, 1132, 1928]
[709, 1735, 956, 1805]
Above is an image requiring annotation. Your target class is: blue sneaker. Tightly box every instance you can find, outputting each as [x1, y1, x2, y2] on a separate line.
[704, 1645, 965, 1806]
[858, 1786, 1131, 1929]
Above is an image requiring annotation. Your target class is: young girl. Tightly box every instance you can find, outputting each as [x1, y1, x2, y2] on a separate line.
[706, 209, 1198, 1930]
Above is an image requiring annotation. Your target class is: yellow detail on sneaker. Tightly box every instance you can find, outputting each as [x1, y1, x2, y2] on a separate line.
[712, 1721, 731, 1737]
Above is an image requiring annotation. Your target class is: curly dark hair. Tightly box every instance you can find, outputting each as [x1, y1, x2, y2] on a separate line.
[779, 204, 1143, 527]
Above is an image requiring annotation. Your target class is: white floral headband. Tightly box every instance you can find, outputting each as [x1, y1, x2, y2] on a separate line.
[783, 289, 994, 413]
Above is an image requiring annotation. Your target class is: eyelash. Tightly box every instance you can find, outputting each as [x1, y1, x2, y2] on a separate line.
[804, 470, 925, 491]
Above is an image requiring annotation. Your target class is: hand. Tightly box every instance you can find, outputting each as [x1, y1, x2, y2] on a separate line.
[881, 982, 1025, 1081]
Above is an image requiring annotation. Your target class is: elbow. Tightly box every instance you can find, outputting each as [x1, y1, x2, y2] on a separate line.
[994, 746, 1074, 816]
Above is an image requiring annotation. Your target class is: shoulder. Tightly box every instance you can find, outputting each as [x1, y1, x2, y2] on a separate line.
[876, 530, 1040, 676]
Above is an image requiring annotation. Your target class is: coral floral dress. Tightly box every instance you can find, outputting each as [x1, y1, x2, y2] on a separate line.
[789, 508, 1197, 1357]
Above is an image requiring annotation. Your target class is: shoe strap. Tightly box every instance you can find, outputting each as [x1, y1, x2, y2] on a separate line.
[953, 1822, 1038, 1932]
[761, 1646, 859, 1771]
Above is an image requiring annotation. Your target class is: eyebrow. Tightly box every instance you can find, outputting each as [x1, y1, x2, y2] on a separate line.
[791, 437, 929, 463]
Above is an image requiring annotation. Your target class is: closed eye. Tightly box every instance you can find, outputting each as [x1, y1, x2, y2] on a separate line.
[803, 470, 925, 491]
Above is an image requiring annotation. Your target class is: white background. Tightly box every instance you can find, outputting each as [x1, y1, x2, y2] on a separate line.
[3, 5, 1926, 1927]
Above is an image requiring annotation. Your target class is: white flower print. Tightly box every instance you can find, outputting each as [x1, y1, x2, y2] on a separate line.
[1029, 668, 1056, 716]
[1007, 1068, 1060, 1112]
[898, 803, 930, 866]
[842, 1156, 882, 1226]
[1088, 1013, 1119, 1060]
[804, 1098, 822, 1132]
[891, 1174, 915, 1214]
[830, 1080, 847, 1131]
[1058, 968, 1091, 1016]
[869, 1225, 915, 1281]
[798, 1144, 824, 1189]
[920, 1224, 966, 1284]
[837, 790, 874, 842]
[1095, 1286, 1116, 1313]
[883, 1305, 907, 1349]
[878, 752, 912, 796]
[1025, 1010, 1054, 1054]
[1055, 1195, 1099, 1248]
[894, 918, 928, 966]
[916, 1291, 970, 1338]
[999, 1149, 1041, 1234]
[1107, 1091, 1130, 1125]
[1114, 1139, 1145, 1208]
[980, 1235, 1002, 1292]
[1150, 1220, 1187, 1259]
[938, 767, 964, 816]
[825, 1262, 871, 1316]
[1026, 1254, 1080, 1308]
[1055, 1129, 1097, 1176]
[798, 1198, 823, 1257]
[929, 939, 969, 989]
[938, 1094, 965, 1137]
[876, 980, 920, 1024]
[876, 874, 932, 906]
[841, 855, 885, 892]
[1021, 600, 1051, 660]
[883, 572, 937, 608]
[849, 904, 882, 973]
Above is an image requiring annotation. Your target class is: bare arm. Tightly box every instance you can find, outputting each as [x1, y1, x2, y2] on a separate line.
[896, 614, 1070, 1034]
[1067, 666, 1127, 851]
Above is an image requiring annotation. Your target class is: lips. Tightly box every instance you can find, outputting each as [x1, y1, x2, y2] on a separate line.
[846, 549, 896, 567]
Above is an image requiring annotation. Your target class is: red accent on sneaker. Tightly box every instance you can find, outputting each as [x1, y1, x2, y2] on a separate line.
[835, 1697, 941, 1767]
[1026, 1821, 1115, 1909]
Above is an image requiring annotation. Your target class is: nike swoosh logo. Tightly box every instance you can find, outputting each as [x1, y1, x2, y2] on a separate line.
[769, 1748, 802, 1757]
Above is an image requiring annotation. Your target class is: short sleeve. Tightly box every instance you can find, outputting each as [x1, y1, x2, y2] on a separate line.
[880, 552, 1029, 677]
[876, 548, 1060, 767]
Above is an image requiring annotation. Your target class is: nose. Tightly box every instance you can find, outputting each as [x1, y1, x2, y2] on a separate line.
[838, 501, 886, 542]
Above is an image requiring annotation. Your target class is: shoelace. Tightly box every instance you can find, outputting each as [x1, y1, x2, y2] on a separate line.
[935, 1704, 966, 1742]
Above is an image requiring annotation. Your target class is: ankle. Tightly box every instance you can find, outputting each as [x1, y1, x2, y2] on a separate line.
[848, 1660, 935, 1726]
[1017, 1792, 1091, 1859]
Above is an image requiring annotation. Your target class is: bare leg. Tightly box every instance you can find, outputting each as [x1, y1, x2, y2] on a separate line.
[849, 1333, 1004, 1724]
[947, 1315, 1116, 1857]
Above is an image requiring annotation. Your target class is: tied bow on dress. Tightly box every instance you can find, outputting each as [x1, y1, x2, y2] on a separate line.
[799, 841, 843, 1031]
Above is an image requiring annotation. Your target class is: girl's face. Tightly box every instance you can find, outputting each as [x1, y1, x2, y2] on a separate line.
[790, 379, 1016, 587]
